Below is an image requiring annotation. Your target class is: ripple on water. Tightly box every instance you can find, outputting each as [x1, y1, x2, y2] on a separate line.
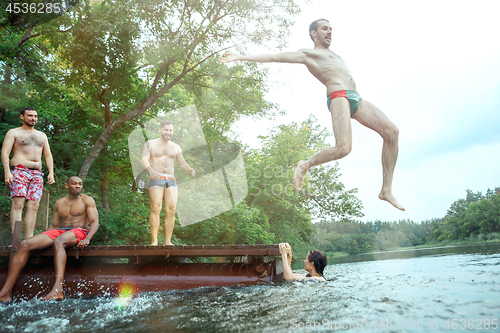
[24, 318, 70, 333]
[0, 245, 499, 332]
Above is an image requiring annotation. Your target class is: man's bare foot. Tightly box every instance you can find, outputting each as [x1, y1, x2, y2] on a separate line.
[379, 191, 405, 211]
[292, 161, 309, 191]
[40, 290, 64, 301]
[150, 241, 158, 246]
[165, 242, 173, 246]
[0, 294, 12, 303]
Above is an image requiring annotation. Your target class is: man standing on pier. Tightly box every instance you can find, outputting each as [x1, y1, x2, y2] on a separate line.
[220, 19, 404, 211]
[1, 107, 55, 238]
[0, 176, 99, 302]
[141, 120, 195, 246]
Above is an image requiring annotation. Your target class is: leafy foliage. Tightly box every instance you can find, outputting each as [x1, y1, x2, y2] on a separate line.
[315, 188, 500, 256]
[433, 188, 500, 241]
[3, 0, 497, 258]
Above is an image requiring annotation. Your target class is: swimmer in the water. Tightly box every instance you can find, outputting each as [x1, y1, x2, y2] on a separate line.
[279, 242, 327, 281]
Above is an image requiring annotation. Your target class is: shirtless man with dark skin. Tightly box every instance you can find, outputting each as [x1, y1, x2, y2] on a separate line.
[0, 176, 99, 302]
[1, 107, 55, 238]
[141, 120, 195, 245]
[220, 19, 404, 211]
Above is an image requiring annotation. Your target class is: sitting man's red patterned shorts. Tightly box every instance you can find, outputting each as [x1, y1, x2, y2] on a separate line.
[9, 165, 44, 202]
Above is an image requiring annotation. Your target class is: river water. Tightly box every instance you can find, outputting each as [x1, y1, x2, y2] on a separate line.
[0, 243, 499, 332]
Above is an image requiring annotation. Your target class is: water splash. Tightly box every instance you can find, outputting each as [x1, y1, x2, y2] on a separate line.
[1, 245, 499, 332]
[114, 282, 137, 311]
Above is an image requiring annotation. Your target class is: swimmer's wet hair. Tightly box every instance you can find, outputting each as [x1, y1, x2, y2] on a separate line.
[309, 19, 330, 41]
[307, 249, 327, 277]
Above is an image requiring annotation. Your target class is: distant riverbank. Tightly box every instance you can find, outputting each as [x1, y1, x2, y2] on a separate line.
[324, 235, 500, 259]
[292, 238, 500, 268]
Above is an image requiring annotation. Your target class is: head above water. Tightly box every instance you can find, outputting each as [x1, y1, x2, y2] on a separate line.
[307, 249, 327, 276]
[309, 18, 330, 41]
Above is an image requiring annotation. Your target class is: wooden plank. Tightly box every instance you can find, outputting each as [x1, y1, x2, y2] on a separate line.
[0, 244, 280, 258]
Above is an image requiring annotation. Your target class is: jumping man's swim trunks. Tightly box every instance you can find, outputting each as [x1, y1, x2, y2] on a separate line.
[42, 228, 89, 243]
[148, 173, 177, 189]
[327, 90, 362, 117]
[9, 165, 44, 202]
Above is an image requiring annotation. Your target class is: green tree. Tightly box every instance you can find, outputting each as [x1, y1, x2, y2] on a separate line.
[446, 189, 484, 218]
[49, 0, 302, 178]
[245, 116, 363, 253]
[2, 0, 303, 209]
[433, 188, 499, 241]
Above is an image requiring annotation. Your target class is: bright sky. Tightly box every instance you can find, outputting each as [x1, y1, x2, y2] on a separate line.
[232, 0, 500, 223]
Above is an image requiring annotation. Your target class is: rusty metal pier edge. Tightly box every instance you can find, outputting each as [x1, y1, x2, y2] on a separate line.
[0, 239, 284, 300]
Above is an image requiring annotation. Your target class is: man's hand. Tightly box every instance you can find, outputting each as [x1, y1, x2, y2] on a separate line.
[190, 168, 195, 176]
[279, 242, 292, 256]
[219, 53, 240, 63]
[279, 243, 286, 256]
[47, 173, 55, 184]
[4, 171, 13, 185]
[148, 169, 161, 180]
[77, 238, 90, 250]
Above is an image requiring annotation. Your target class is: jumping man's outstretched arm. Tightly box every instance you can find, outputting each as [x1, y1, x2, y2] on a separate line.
[219, 51, 306, 64]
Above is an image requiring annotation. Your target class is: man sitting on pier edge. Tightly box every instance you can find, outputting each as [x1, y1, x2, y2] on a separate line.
[0, 176, 99, 302]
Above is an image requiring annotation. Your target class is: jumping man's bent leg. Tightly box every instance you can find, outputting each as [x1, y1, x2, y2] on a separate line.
[148, 187, 164, 246]
[0, 234, 54, 302]
[40, 232, 78, 301]
[163, 187, 178, 246]
[352, 100, 404, 211]
[293, 98, 353, 190]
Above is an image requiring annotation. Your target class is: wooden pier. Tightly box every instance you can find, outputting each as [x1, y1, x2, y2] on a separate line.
[0, 243, 284, 300]
[0, 243, 279, 259]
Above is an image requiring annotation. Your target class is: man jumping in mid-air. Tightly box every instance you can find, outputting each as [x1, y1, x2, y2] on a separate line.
[220, 19, 404, 211]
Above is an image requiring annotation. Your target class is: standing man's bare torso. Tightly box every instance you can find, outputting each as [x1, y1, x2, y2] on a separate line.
[9, 128, 47, 170]
[147, 139, 180, 174]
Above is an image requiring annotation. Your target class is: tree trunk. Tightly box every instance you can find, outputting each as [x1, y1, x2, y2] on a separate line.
[0, 65, 12, 123]
[78, 72, 184, 178]
[100, 172, 110, 210]
[78, 107, 141, 178]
